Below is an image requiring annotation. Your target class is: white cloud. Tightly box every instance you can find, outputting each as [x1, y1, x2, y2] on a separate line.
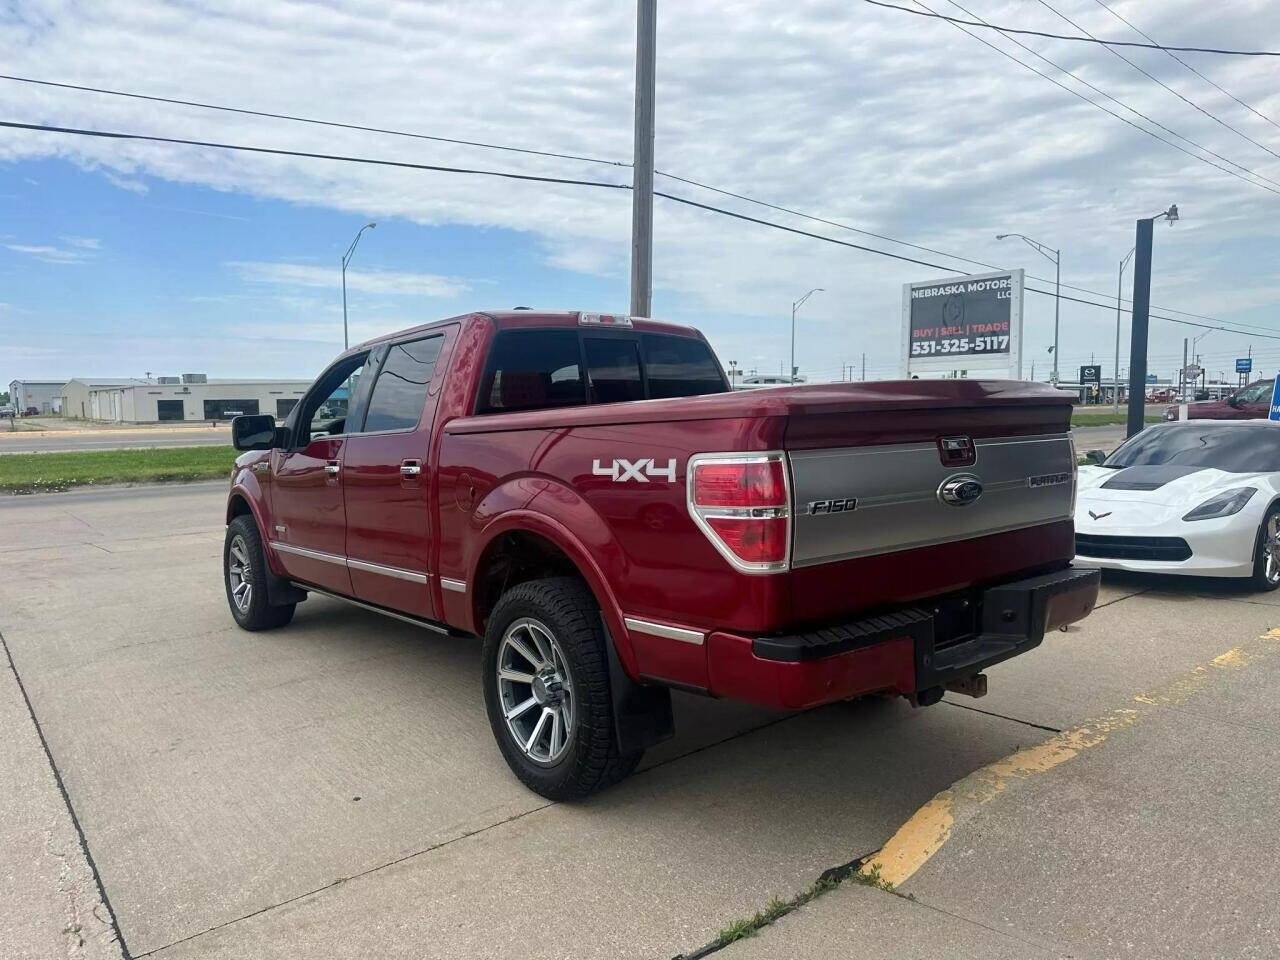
[1, 0, 1279, 379]
[226, 260, 470, 298]
[103, 170, 149, 194]
[4, 243, 92, 264]
[60, 235, 101, 249]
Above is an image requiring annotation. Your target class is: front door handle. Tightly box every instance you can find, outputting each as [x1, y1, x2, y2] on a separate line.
[400, 460, 422, 477]
[325, 460, 341, 477]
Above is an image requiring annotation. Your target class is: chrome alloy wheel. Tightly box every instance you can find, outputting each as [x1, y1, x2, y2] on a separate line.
[1263, 514, 1280, 585]
[497, 617, 575, 765]
[227, 535, 254, 613]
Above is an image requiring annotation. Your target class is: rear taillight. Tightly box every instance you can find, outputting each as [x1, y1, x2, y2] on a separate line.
[688, 453, 790, 572]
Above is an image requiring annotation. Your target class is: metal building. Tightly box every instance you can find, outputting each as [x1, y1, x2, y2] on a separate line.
[7, 379, 66, 414]
[69, 376, 312, 423]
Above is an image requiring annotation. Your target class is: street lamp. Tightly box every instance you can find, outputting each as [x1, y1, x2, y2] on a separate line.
[1126, 204, 1179, 437]
[341, 221, 377, 349]
[997, 233, 1061, 383]
[1114, 245, 1137, 412]
[790, 288, 823, 385]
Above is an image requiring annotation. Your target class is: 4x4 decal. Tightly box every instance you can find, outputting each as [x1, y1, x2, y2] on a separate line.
[591, 458, 677, 483]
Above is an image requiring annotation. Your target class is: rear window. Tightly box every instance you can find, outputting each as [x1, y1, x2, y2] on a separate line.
[585, 337, 644, 404]
[480, 329, 586, 413]
[477, 328, 726, 414]
[640, 334, 727, 398]
[1106, 424, 1280, 473]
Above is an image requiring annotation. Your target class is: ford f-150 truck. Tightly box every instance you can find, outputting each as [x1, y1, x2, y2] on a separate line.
[224, 310, 1099, 799]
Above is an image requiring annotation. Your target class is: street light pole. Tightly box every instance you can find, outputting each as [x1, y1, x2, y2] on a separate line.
[341, 221, 377, 349]
[790, 288, 823, 384]
[630, 0, 657, 318]
[1126, 204, 1179, 437]
[1114, 246, 1136, 413]
[996, 233, 1060, 382]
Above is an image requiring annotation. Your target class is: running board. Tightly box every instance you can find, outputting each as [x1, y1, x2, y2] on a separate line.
[295, 583, 458, 637]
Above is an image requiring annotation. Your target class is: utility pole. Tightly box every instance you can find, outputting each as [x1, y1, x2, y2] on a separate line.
[1126, 204, 1178, 437]
[1180, 338, 1188, 402]
[861, 352, 866, 381]
[629, 0, 657, 318]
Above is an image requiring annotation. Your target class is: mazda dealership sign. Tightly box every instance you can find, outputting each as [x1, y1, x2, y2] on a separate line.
[901, 269, 1024, 379]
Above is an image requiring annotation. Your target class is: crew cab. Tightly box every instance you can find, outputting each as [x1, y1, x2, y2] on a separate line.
[1165, 378, 1273, 421]
[224, 310, 1099, 798]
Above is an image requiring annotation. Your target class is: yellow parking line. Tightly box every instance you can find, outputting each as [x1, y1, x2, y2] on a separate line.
[863, 628, 1280, 888]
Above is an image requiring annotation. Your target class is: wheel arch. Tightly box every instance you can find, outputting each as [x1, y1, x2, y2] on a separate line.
[468, 512, 638, 679]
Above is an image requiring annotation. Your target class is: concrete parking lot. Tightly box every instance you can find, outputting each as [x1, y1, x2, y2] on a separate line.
[3, 482, 1278, 959]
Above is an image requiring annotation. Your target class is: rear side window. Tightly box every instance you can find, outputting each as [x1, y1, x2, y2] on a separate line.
[481, 330, 586, 413]
[361, 336, 443, 432]
[641, 334, 726, 398]
[585, 338, 644, 404]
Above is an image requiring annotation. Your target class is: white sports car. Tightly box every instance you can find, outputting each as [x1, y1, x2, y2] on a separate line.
[1074, 420, 1280, 591]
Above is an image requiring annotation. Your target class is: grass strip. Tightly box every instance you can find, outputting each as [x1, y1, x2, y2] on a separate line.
[676, 858, 896, 958]
[0, 446, 237, 494]
[1071, 412, 1164, 427]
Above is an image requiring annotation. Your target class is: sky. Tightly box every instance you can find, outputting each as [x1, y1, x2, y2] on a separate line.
[2, 0, 1280, 390]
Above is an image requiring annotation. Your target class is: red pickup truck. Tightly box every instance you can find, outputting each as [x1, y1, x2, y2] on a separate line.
[224, 310, 1098, 798]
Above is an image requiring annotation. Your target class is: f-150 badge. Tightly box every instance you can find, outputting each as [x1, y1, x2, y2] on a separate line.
[592, 458, 677, 482]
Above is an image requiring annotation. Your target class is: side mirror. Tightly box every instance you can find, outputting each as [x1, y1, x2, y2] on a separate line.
[1226, 394, 1241, 408]
[1084, 449, 1107, 465]
[231, 414, 278, 451]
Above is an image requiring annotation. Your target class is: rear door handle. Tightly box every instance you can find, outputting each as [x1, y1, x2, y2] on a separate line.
[400, 460, 422, 477]
[325, 460, 341, 477]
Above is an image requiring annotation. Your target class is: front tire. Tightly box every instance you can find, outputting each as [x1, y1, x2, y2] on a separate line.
[1249, 504, 1280, 592]
[482, 577, 641, 799]
[224, 515, 296, 630]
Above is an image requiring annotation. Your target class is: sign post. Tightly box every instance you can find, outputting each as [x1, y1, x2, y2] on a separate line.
[901, 269, 1024, 379]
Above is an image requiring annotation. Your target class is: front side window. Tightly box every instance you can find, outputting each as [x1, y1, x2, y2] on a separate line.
[585, 337, 644, 404]
[361, 336, 444, 433]
[480, 330, 586, 413]
[1238, 382, 1270, 404]
[300, 352, 370, 443]
[640, 334, 727, 398]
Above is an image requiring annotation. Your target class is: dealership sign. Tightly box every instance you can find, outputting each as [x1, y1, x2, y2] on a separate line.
[1079, 365, 1101, 384]
[901, 269, 1024, 378]
[1237, 357, 1253, 374]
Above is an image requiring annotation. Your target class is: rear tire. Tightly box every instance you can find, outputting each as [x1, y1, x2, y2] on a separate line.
[482, 577, 642, 799]
[224, 515, 296, 630]
[1249, 505, 1280, 592]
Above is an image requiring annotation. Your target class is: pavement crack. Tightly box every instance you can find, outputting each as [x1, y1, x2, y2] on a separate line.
[1, 627, 131, 959]
[940, 699, 1062, 733]
[140, 712, 808, 957]
[134, 799, 556, 957]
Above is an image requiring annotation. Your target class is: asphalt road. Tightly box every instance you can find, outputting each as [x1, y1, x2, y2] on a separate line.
[0, 427, 231, 454]
[2, 484, 1276, 958]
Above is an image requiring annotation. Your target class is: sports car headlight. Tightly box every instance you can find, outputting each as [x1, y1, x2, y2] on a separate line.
[1182, 487, 1257, 521]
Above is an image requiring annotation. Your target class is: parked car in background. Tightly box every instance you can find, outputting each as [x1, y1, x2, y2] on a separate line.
[0, 405, 15, 419]
[22, 406, 39, 417]
[1165, 378, 1272, 421]
[222, 309, 1099, 798]
[1076, 420, 1280, 590]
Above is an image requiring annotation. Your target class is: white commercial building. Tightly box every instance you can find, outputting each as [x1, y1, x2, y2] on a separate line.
[8, 379, 67, 414]
[64, 375, 312, 423]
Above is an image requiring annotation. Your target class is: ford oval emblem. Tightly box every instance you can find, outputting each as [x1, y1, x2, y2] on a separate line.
[938, 474, 984, 507]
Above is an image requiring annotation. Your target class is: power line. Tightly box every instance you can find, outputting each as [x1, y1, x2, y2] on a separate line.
[3, 72, 1269, 329]
[862, 0, 1280, 56]
[909, 0, 1280, 198]
[654, 190, 1280, 341]
[941, 0, 1280, 190]
[0, 74, 628, 169]
[1032, 0, 1280, 164]
[6, 114, 1278, 341]
[1090, 0, 1280, 133]
[0, 120, 630, 191]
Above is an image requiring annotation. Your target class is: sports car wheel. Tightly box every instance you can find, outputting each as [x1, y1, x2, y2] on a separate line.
[1250, 506, 1280, 592]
